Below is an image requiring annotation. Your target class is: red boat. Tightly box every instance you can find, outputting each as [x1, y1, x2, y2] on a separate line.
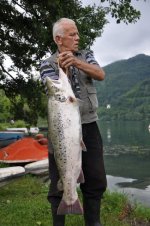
[0, 137, 48, 163]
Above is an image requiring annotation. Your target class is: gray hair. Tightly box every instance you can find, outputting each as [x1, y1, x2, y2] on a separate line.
[53, 18, 76, 42]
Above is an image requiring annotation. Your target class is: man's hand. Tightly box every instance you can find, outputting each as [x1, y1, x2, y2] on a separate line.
[58, 51, 76, 69]
[58, 51, 105, 81]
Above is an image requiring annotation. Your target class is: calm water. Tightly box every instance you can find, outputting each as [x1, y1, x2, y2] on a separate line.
[98, 121, 150, 207]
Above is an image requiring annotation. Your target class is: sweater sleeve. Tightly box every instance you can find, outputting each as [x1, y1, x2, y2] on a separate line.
[40, 59, 59, 94]
[85, 50, 100, 66]
[40, 60, 59, 85]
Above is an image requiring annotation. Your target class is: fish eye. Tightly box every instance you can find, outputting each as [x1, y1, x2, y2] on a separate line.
[55, 95, 66, 102]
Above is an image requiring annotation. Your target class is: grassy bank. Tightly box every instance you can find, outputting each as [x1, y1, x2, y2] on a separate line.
[0, 175, 150, 226]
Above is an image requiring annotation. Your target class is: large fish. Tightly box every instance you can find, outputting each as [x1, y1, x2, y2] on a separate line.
[46, 67, 85, 215]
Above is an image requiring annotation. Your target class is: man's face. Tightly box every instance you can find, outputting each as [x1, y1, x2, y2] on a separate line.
[57, 23, 80, 52]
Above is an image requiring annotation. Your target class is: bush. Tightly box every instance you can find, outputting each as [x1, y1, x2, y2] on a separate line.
[12, 120, 27, 128]
[0, 120, 27, 131]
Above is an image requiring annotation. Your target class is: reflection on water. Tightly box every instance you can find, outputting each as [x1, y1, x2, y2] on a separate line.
[99, 121, 150, 146]
[107, 175, 137, 190]
[98, 121, 150, 207]
[104, 154, 150, 189]
[106, 128, 111, 143]
[107, 175, 150, 207]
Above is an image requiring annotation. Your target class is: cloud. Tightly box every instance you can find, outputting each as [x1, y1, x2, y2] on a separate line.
[82, 0, 150, 66]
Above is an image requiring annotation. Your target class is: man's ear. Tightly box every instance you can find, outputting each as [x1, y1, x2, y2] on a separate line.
[55, 36, 62, 45]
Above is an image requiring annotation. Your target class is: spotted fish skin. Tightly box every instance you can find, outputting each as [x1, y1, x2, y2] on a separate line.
[46, 68, 84, 215]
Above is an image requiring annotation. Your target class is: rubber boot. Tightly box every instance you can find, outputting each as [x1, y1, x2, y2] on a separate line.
[51, 204, 65, 226]
[83, 198, 103, 226]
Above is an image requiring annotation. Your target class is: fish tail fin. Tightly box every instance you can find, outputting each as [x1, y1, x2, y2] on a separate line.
[57, 199, 83, 215]
[77, 169, 85, 183]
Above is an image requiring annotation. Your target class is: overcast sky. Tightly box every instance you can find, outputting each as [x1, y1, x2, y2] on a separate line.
[82, 0, 150, 66]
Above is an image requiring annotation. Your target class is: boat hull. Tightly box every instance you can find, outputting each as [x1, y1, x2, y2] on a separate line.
[0, 137, 48, 163]
[0, 131, 25, 148]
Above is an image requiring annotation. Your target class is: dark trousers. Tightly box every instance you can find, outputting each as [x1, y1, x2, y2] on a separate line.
[47, 121, 107, 206]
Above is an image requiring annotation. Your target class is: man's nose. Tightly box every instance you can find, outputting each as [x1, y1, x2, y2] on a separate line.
[75, 34, 80, 40]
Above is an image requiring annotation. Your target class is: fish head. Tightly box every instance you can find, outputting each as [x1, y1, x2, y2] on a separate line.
[46, 77, 67, 102]
[46, 76, 63, 96]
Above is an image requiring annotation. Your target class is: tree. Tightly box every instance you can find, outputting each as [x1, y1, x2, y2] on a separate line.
[0, 0, 142, 125]
[101, 0, 141, 24]
[3, 76, 47, 125]
[0, 90, 11, 123]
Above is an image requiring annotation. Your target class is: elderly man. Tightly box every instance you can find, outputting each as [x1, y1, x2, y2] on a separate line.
[40, 18, 107, 226]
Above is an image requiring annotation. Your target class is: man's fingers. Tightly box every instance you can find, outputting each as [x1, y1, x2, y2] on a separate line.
[61, 58, 72, 68]
[59, 52, 73, 62]
[59, 53, 74, 68]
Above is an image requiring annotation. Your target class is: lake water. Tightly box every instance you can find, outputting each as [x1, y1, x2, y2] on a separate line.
[98, 121, 150, 207]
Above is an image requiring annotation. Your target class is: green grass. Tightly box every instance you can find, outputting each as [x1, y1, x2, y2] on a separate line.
[0, 175, 51, 226]
[0, 175, 150, 226]
[0, 162, 9, 168]
[102, 191, 150, 226]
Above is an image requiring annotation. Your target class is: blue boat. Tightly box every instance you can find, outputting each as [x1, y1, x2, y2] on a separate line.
[0, 131, 25, 148]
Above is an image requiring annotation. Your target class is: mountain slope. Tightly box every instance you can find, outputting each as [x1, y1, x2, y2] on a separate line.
[96, 54, 150, 120]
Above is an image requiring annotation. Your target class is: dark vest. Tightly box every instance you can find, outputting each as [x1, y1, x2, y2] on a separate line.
[45, 50, 99, 124]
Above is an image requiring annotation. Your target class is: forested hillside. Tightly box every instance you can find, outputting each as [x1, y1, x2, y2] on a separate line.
[96, 54, 150, 121]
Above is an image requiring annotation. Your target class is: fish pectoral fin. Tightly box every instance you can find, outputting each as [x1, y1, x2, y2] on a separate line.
[48, 138, 54, 154]
[57, 179, 63, 191]
[68, 96, 77, 103]
[80, 139, 87, 152]
[57, 199, 83, 215]
[77, 170, 85, 184]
